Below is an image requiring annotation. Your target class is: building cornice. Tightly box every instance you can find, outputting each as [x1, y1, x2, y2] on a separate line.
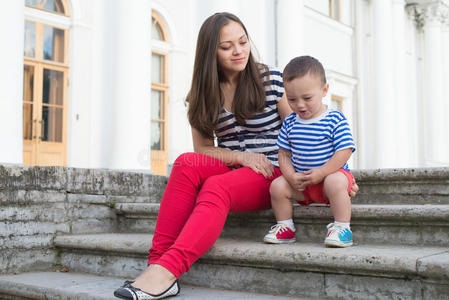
[406, 0, 449, 28]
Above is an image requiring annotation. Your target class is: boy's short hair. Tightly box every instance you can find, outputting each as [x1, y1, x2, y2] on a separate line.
[283, 56, 326, 85]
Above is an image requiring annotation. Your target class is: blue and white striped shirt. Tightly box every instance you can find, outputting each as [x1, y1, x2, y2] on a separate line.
[276, 109, 355, 172]
[215, 66, 284, 167]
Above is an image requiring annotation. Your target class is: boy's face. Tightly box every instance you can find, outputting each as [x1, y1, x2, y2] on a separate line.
[284, 73, 329, 120]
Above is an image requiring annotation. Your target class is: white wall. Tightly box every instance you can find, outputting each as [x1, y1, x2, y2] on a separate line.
[0, 1, 24, 164]
[3, 0, 449, 170]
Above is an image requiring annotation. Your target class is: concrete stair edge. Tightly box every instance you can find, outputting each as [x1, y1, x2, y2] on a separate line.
[116, 203, 449, 222]
[0, 272, 306, 300]
[53, 233, 449, 281]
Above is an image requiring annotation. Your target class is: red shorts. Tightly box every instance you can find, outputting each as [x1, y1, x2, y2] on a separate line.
[297, 169, 354, 206]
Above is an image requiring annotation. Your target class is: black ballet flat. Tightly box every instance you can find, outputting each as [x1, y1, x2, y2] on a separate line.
[113, 280, 180, 300]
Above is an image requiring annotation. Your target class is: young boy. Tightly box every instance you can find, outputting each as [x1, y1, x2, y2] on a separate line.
[264, 56, 356, 247]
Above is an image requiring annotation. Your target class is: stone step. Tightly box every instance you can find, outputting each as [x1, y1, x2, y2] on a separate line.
[53, 233, 449, 299]
[116, 203, 449, 246]
[0, 272, 307, 300]
[352, 167, 449, 204]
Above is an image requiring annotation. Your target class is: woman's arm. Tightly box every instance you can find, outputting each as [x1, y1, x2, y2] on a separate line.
[277, 94, 292, 122]
[192, 127, 274, 178]
[192, 127, 242, 166]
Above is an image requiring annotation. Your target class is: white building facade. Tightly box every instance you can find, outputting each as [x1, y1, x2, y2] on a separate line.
[1, 0, 448, 174]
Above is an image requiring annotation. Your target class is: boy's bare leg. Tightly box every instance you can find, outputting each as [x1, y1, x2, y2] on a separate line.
[270, 175, 304, 220]
[323, 172, 351, 222]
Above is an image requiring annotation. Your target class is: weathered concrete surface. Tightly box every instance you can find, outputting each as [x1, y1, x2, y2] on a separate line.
[0, 249, 57, 274]
[54, 234, 449, 280]
[0, 272, 306, 300]
[324, 274, 423, 300]
[352, 167, 449, 205]
[417, 251, 449, 282]
[0, 164, 167, 277]
[115, 203, 449, 246]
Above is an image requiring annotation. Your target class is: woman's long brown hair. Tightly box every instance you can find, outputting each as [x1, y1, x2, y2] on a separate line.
[186, 12, 267, 139]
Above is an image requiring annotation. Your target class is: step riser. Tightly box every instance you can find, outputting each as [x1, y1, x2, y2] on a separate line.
[57, 251, 448, 300]
[118, 216, 449, 246]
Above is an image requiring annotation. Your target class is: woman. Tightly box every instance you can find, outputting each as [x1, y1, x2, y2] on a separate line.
[114, 12, 357, 300]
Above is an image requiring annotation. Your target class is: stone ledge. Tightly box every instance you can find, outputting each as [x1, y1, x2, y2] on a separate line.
[0, 272, 305, 300]
[352, 167, 449, 181]
[54, 233, 449, 281]
[116, 203, 449, 222]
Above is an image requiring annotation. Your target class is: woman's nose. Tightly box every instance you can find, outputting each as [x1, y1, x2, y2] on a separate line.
[233, 45, 242, 55]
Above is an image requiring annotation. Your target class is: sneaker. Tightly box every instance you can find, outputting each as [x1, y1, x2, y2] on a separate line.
[263, 223, 296, 244]
[324, 223, 353, 247]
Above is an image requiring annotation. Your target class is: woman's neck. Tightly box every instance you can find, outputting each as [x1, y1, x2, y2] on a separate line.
[220, 70, 240, 86]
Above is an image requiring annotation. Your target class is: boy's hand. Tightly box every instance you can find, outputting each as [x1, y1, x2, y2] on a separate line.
[302, 169, 325, 185]
[286, 172, 308, 191]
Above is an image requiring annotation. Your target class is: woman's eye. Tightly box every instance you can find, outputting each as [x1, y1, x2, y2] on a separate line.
[220, 47, 231, 50]
[240, 41, 247, 45]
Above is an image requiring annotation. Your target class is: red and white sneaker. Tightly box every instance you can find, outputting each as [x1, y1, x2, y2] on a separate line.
[263, 223, 296, 244]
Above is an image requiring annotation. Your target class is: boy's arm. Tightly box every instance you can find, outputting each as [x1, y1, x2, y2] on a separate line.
[278, 148, 307, 191]
[302, 148, 353, 185]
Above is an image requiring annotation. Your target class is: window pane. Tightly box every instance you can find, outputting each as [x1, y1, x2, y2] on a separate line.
[42, 106, 63, 142]
[43, 69, 64, 105]
[151, 122, 162, 150]
[44, 25, 65, 62]
[25, 0, 37, 7]
[151, 90, 162, 120]
[23, 65, 34, 140]
[330, 0, 340, 20]
[24, 21, 36, 58]
[23, 65, 34, 102]
[152, 17, 164, 40]
[43, 0, 65, 14]
[23, 103, 33, 140]
[152, 53, 164, 83]
[331, 99, 343, 112]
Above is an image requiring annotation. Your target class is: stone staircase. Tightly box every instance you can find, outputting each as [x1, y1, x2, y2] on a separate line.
[0, 166, 449, 299]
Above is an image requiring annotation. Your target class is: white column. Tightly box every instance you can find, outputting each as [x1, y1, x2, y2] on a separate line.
[0, 2, 24, 164]
[111, 0, 152, 170]
[392, 0, 409, 167]
[372, 0, 396, 168]
[276, 0, 304, 69]
[411, 2, 447, 165]
[442, 21, 449, 163]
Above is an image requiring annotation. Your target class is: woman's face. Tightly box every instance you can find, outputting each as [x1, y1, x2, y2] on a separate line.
[217, 21, 250, 77]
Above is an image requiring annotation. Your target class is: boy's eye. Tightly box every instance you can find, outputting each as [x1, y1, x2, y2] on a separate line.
[288, 98, 295, 102]
[304, 97, 312, 101]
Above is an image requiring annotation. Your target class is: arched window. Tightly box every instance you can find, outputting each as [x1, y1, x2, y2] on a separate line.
[151, 11, 170, 175]
[25, 0, 67, 15]
[23, 0, 70, 166]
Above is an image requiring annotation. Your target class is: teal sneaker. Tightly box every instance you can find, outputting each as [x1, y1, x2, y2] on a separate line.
[324, 223, 353, 247]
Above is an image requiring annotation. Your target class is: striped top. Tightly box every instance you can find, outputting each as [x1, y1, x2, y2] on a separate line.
[215, 66, 284, 167]
[276, 108, 355, 172]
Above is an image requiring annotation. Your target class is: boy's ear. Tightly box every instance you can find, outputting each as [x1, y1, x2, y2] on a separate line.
[322, 83, 329, 97]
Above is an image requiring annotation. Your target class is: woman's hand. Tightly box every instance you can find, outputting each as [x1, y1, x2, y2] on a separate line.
[239, 152, 274, 178]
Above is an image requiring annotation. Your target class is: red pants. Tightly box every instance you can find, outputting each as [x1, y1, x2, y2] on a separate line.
[147, 152, 282, 278]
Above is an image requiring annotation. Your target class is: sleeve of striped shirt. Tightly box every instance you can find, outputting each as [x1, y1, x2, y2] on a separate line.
[332, 114, 356, 153]
[276, 114, 293, 152]
[267, 66, 284, 104]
